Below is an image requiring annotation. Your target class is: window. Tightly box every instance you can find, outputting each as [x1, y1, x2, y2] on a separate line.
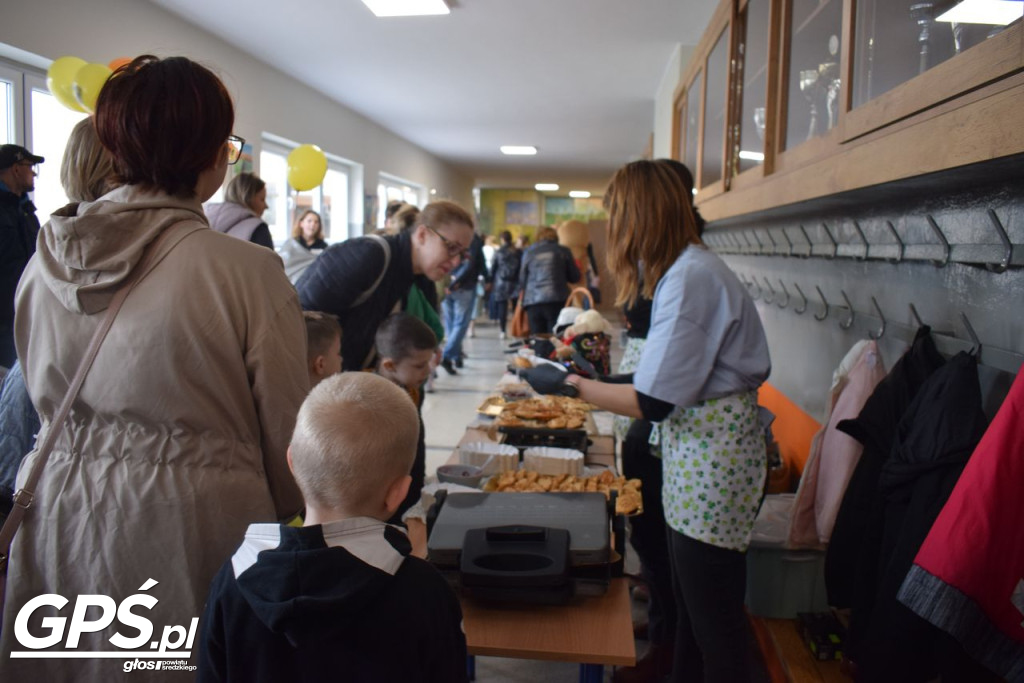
[1, 60, 87, 218]
[259, 136, 361, 246]
[376, 174, 424, 228]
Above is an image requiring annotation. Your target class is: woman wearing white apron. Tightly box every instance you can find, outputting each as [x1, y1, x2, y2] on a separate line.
[522, 160, 770, 682]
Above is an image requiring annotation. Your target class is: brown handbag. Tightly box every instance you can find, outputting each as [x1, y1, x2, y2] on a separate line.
[509, 292, 530, 338]
[563, 286, 595, 310]
[0, 227, 182, 613]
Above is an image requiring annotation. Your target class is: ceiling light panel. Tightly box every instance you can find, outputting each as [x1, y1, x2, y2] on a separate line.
[361, 0, 450, 18]
[568, 191, 591, 198]
[500, 146, 538, 155]
[535, 183, 559, 191]
[936, 0, 1023, 24]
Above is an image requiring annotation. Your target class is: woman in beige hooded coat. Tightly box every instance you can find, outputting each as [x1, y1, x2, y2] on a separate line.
[0, 56, 306, 680]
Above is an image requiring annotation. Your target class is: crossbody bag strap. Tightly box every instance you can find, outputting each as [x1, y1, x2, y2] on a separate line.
[352, 234, 392, 307]
[0, 225, 185, 570]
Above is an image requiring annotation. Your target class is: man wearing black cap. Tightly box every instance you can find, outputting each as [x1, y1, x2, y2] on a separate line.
[0, 144, 44, 368]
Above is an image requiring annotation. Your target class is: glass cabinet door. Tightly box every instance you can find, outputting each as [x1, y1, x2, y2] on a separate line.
[737, 0, 772, 174]
[701, 27, 731, 188]
[784, 0, 844, 151]
[852, 0, 1023, 108]
[684, 71, 702, 178]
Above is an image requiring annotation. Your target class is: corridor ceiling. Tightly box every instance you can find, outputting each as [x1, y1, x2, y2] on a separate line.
[152, 0, 717, 194]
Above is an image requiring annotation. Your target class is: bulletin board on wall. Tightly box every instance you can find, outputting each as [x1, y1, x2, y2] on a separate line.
[478, 189, 607, 240]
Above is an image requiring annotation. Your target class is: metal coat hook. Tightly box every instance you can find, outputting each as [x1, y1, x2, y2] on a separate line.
[775, 280, 790, 309]
[960, 312, 982, 356]
[798, 225, 814, 258]
[839, 290, 855, 329]
[744, 275, 761, 300]
[742, 231, 756, 252]
[792, 283, 808, 314]
[752, 230, 766, 255]
[821, 223, 838, 259]
[868, 296, 886, 339]
[780, 228, 794, 257]
[885, 221, 904, 263]
[926, 215, 951, 267]
[986, 209, 1012, 273]
[814, 286, 829, 321]
[909, 302, 925, 329]
[852, 221, 870, 261]
[761, 277, 776, 304]
[763, 230, 779, 256]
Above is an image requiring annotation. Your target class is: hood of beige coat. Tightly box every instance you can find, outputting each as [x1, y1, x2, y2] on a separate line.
[35, 185, 209, 315]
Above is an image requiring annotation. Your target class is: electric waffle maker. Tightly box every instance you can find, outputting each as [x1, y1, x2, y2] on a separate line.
[426, 491, 624, 604]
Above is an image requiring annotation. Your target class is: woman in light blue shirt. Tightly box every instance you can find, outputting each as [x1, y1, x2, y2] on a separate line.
[542, 160, 771, 682]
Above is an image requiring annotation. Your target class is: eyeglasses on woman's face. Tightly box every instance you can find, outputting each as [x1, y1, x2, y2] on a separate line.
[226, 135, 245, 165]
[426, 225, 470, 261]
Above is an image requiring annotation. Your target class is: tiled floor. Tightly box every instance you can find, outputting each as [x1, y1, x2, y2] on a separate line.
[420, 319, 644, 683]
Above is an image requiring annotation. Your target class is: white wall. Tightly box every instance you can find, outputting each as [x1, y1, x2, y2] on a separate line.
[652, 45, 691, 161]
[0, 0, 475, 226]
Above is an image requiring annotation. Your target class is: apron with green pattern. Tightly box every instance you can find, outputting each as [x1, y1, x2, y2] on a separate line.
[653, 390, 765, 552]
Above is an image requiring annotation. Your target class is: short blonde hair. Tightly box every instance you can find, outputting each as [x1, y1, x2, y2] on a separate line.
[290, 373, 418, 510]
[60, 118, 116, 202]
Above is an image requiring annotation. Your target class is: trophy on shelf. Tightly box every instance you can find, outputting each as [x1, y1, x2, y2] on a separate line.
[799, 68, 820, 141]
[799, 60, 841, 141]
[753, 106, 767, 142]
[820, 61, 840, 131]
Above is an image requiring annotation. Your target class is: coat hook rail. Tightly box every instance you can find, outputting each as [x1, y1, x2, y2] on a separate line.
[926, 215, 951, 267]
[986, 209, 1012, 274]
[868, 297, 886, 339]
[792, 283, 808, 314]
[839, 290, 855, 329]
[814, 286, 829, 321]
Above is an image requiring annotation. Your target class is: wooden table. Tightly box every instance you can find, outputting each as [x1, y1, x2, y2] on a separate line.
[461, 578, 635, 682]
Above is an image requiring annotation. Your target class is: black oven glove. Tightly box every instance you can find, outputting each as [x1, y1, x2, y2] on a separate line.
[510, 363, 579, 397]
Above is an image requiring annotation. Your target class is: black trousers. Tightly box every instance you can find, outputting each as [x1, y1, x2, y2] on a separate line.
[622, 419, 676, 645]
[492, 298, 510, 332]
[667, 529, 760, 683]
[525, 301, 562, 335]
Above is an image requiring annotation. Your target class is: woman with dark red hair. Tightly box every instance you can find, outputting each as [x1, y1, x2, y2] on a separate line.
[1, 56, 307, 679]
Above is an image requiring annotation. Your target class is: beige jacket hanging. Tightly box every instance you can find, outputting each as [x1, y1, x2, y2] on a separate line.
[0, 185, 307, 681]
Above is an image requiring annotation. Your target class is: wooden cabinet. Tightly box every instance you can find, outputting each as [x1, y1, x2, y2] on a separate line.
[672, 0, 1024, 222]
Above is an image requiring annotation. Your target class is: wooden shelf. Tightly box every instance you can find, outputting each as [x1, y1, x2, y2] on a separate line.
[752, 616, 848, 683]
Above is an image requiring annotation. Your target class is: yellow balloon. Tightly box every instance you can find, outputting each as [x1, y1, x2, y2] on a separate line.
[287, 144, 328, 191]
[72, 63, 113, 113]
[47, 56, 88, 113]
